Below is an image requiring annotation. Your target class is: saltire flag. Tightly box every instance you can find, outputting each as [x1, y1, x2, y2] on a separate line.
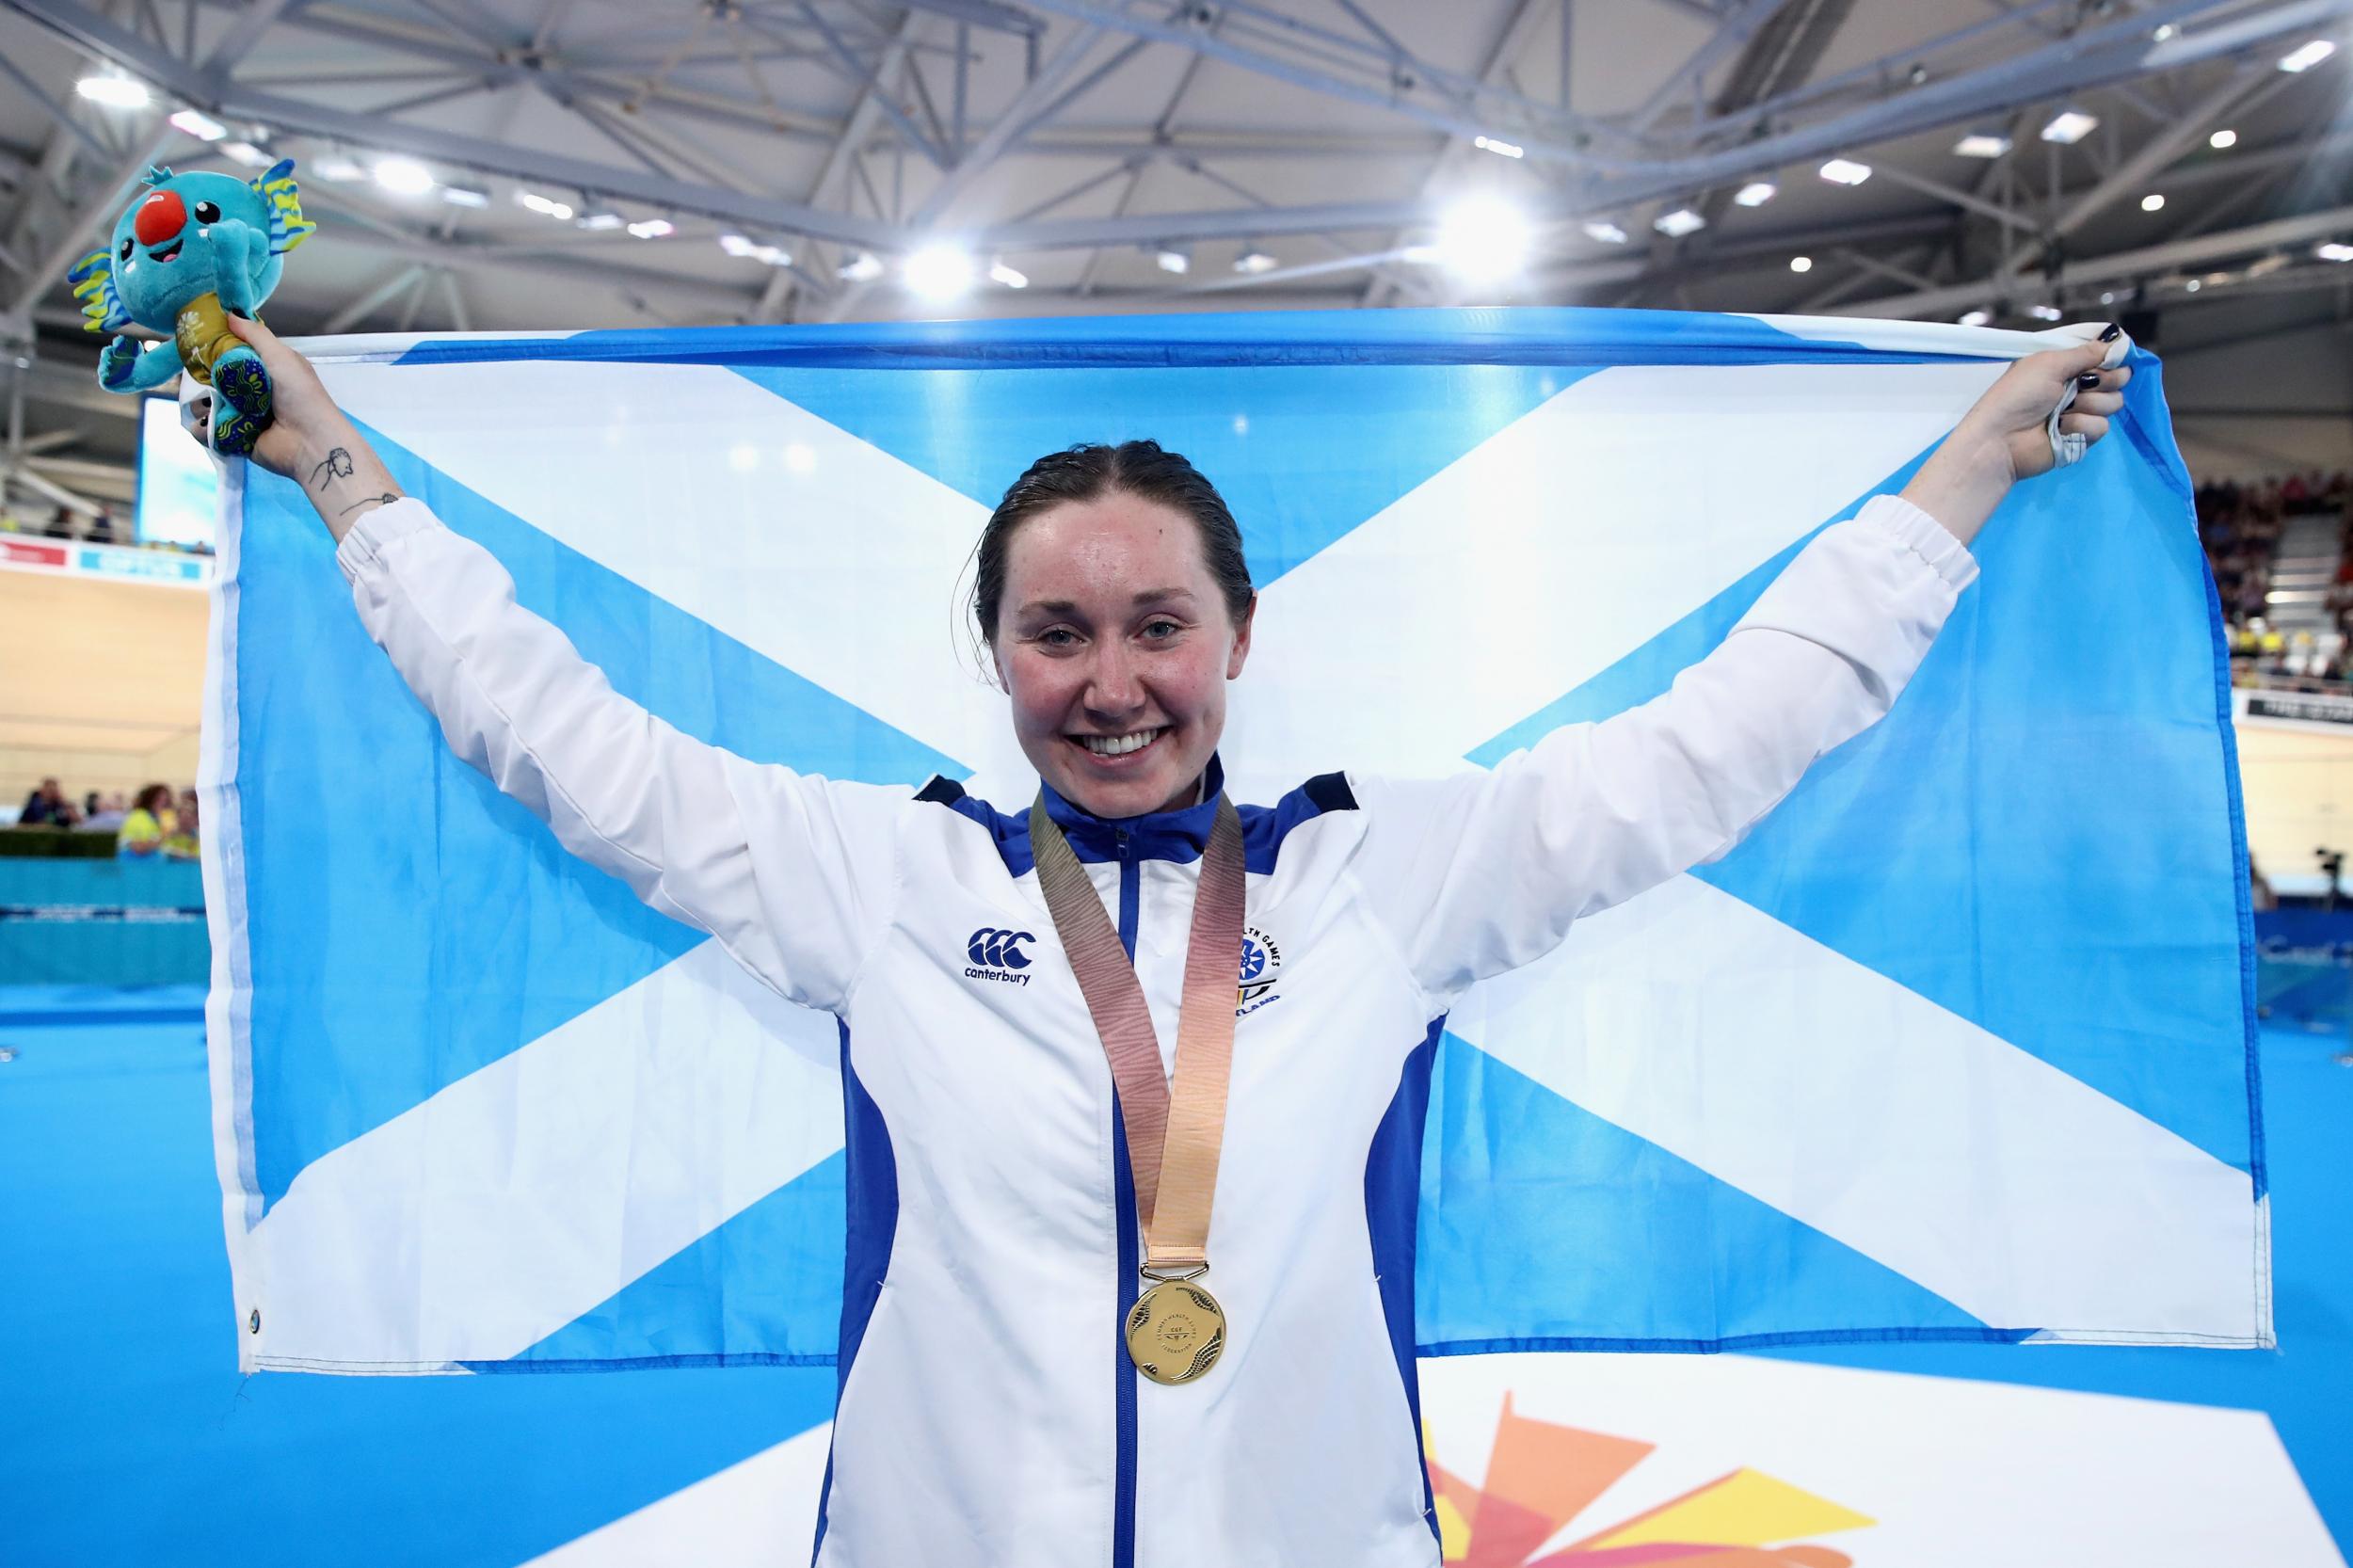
[195, 307, 2267, 1375]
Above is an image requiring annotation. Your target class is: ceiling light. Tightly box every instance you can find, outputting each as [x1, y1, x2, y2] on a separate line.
[75, 73, 150, 109]
[720, 233, 791, 265]
[1958, 309, 1992, 327]
[625, 218, 674, 239]
[2184, 278, 2203, 292]
[1653, 207, 1705, 238]
[1582, 219, 1628, 245]
[838, 250, 885, 282]
[2279, 39, 2337, 72]
[2041, 110, 2098, 144]
[1433, 196, 1533, 281]
[2210, 128, 2238, 150]
[904, 244, 975, 301]
[1954, 132, 2012, 158]
[1818, 157, 1873, 185]
[1233, 247, 1277, 275]
[518, 191, 574, 220]
[2317, 242, 2353, 262]
[2153, 24, 2178, 41]
[371, 156, 436, 196]
[221, 141, 272, 168]
[988, 261, 1029, 289]
[168, 108, 226, 141]
[440, 186, 490, 208]
[1154, 246, 1190, 275]
[1734, 181, 1777, 207]
[2137, 192, 2166, 213]
[312, 154, 364, 182]
[1788, 255, 1813, 273]
[2027, 303, 2064, 320]
[1472, 135, 1525, 159]
[576, 213, 624, 231]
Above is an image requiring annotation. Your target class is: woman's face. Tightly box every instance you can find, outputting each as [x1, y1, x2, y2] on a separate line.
[993, 490, 1253, 819]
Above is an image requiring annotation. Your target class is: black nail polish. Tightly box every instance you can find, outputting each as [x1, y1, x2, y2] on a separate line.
[2099, 323, 2122, 342]
[2077, 370, 2103, 388]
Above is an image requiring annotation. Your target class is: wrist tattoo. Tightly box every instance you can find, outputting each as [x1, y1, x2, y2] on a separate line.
[309, 448, 355, 489]
[336, 493, 400, 518]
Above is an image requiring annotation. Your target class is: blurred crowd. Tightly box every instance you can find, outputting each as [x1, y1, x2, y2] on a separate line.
[2201, 470, 2353, 682]
[0, 505, 215, 555]
[8, 777, 200, 858]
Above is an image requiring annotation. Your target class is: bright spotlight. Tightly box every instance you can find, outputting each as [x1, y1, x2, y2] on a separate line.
[371, 156, 436, 196]
[2318, 242, 2353, 262]
[1653, 207, 1705, 238]
[2279, 39, 2337, 72]
[518, 191, 575, 220]
[168, 108, 226, 141]
[2141, 193, 2167, 212]
[1734, 181, 1777, 207]
[1232, 247, 1277, 275]
[1581, 219, 1628, 245]
[1433, 198, 1532, 281]
[2027, 303, 2064, 321]
[1472, 135, 1525, 159]
[75, 73, 150, 109]
[625, 218, 674, 239]
[1818, 157, 1873, 185]
[1954, 132, 2011, 158]
[2041, 110, 2098, 144]
[838, 251, 885, 282]
[1958, 309, 1992, 328]
[988, 261, 1030, 289]
[1154, 246, 1191, 275]
[2209, 128, 2238, 150]
[1788, 255, 1813, 273]
[904, 244, 976, 300]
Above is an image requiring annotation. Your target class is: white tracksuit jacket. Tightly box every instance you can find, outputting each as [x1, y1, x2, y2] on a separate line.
[337, 490, 1977, 1568]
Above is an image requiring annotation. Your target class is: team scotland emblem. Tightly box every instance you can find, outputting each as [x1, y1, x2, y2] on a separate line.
[1238, 924, 1282, 1010]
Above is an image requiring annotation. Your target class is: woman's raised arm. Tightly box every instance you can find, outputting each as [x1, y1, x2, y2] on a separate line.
[1343, 335, 2131, 1003]
[188, 314, 905, 1016]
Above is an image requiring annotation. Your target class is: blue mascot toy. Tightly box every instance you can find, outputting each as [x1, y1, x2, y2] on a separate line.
[66, 158, 315, 455]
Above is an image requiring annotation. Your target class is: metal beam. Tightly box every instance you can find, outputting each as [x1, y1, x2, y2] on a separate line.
[1842, 202, 2353, 318]
[2054, 61, 2288, 235]
[3, 0, 908, 250]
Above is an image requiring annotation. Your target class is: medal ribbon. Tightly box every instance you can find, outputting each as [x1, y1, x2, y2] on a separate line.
[1029, 792, 1243, 1275]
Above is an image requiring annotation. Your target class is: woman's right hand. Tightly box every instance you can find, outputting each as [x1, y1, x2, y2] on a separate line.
[178, 312, 342, 483]
[181, 312, 406, 542]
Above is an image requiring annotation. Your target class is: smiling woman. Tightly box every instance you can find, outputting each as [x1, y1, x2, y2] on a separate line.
[978, 441, 1258, 819]
[193, 307, 2135, 1568]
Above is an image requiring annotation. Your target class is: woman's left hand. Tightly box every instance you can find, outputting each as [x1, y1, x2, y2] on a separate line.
[1902, 333, 2134, 547]
[1967, 336, 2134, 483]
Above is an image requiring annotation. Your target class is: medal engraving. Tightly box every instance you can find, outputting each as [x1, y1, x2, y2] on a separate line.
[1127, 1279, 1225, 1385]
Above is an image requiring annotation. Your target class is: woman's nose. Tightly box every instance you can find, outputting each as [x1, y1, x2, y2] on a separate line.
[134, 189, 185, 247]
[1085, 646, 1143, 712]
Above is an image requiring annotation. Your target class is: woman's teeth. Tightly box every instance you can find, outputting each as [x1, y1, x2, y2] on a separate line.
[1078, 728, 1164, 757]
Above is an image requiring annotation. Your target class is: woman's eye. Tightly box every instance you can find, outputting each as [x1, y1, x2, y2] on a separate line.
[1142, 620, 1180, 640]
[1039, 629, 1078, 648]
[193, 201, 220, 223]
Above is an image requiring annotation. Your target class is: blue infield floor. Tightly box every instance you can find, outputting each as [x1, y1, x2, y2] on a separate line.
[0, 984, 2345, 1564]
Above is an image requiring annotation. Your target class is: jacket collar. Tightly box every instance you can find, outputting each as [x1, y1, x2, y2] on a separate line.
[1037, 754, 1225, 865]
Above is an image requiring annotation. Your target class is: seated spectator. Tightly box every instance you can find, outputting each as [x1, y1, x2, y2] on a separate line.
[81, 792, 127, 832]
[17, 777, 79, 827]
[118, 783, 172, 858]
[164, 792, 200, 861]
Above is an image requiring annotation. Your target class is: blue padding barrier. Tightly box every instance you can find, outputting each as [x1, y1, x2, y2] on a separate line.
[0, 858, 209, 985]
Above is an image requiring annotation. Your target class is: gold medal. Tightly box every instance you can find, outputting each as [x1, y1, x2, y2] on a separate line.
[1032, 792, 1246, 1390]
[1126, 1276, 1226, 1385]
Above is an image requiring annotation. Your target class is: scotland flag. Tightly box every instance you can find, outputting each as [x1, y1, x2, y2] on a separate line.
[197, 307, 2266, 1376]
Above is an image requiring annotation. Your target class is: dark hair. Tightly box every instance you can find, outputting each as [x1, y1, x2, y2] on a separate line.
[135, 783, 170, 814]
[970, 440, 1254, 649]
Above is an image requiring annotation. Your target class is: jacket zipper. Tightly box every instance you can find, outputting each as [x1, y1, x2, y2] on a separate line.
[1112, 827, 1141, 1568]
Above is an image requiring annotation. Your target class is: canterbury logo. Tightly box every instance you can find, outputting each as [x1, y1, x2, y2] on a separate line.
[967, 927, 1035, 970]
